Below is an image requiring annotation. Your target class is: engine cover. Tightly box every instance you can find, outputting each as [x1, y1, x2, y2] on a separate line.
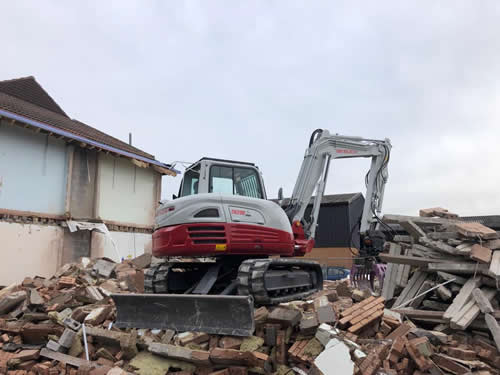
[153, 194, 295, 257]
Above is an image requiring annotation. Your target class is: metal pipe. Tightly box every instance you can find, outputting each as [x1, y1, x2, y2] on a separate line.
[82, 323, 90, 361]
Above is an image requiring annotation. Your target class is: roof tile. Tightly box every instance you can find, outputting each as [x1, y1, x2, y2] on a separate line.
[0, 78, 154, 160]
[0, 76, 68, 117]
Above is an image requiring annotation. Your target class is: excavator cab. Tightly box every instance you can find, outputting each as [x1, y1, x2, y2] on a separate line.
[178, 158, 267, 199]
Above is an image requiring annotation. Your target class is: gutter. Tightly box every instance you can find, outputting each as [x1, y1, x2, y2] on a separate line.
[0, 108, 181, 175]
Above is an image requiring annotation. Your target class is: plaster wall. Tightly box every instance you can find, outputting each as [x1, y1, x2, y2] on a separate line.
[0, 221, 64, 285]
[96, 154, 157, 226]
[0, 120, 68, 214]
[91, 230, 151, 262]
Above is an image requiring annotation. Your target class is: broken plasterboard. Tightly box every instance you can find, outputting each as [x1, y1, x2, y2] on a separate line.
[314, 338, 355, 374]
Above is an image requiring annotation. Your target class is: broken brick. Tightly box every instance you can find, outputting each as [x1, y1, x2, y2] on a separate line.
[219, 337, 243, 350]
[470, 244, 492, 263]
[267, 308, 301, 327]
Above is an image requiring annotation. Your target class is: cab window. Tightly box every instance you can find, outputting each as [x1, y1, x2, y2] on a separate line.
[180, 165, 200, 197]
[209, 165, 263, 199]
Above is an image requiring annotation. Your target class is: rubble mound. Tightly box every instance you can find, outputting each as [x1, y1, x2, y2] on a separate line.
[1, 208, 500, 374]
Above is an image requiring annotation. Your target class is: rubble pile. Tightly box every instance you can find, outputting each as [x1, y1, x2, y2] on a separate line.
[1, 207, 500, 374]
[0, 257, 354, 375]
[372, 207, 500, 374]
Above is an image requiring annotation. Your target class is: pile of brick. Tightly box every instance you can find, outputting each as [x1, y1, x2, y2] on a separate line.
[2, 207, 500, 374]
[0, 254, 373, 375]
[0, 254, 150, 374]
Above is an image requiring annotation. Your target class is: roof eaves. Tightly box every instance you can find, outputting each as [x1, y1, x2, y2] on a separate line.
[0, 108, 181, 176]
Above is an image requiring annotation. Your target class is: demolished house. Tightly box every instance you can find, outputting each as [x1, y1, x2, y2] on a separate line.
[0, 76, 176, 285]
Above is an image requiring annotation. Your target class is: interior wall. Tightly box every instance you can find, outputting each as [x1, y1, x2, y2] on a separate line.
[91, 230, 152, 262]
[96, 153, 157, 226]
[62, 229, 91, 265]
[0, 221, 64, 285]
[0, 120, 68, 215]
[69, 148, 97, 219]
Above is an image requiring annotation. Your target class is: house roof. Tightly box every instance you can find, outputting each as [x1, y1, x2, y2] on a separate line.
[0, 76, 176, 173]
[0, 76, 68, 117]
[273, 193, 363, 206]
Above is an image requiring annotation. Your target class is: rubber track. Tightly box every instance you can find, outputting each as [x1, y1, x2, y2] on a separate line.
[237, 258, 323, 305]
[144, 263, 170, 293]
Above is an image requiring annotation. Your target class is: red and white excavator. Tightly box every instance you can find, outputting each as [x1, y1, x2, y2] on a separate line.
[112, 129, 392, 336]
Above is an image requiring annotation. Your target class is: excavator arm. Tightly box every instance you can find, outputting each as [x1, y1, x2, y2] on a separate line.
[284, 129, 391, 244]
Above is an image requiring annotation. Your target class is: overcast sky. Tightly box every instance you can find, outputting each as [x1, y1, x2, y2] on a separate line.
[2, 1, 500, 216]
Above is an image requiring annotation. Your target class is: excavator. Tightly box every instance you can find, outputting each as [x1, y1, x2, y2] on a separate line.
[112, 129, 392, 336]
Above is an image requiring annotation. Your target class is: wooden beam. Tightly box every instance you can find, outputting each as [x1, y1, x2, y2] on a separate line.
[381, 243, 400, 300]
[419, 237, 460, 255]
[489, 250, 500, 279]
[383, 214, 462, 227]
[393, 235, 412, 243]
[64, 146, 75, 215]
[427, 232, 460, 240]
[153, 164, 177, 177]
[443, 276, 482, 321]
[131, 158, 149, 169]
[391, 309, 446, 323]
[485, 313, 500, 352]
[400, 220, 426, 241]
[93, 153, 101, 221]
[393, 271, 428, 308]
[422, 300, 449, 311]
[428, 263, 488, 274]
[380, 253, 452, 267]
[409, 245, 456, 261]
[472, 288, 494, 314]
[451, 288, 496, 330]
[486, 239, 500, 250]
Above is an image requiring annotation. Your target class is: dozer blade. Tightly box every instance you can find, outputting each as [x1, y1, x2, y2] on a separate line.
[112, 294, 255, 336]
